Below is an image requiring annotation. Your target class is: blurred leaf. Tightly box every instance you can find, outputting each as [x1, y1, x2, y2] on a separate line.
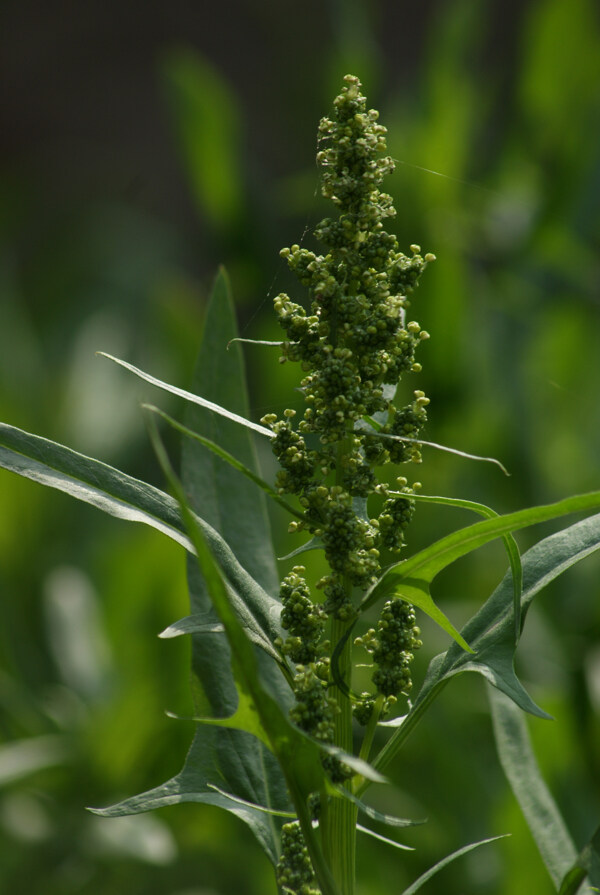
[519, 0, 600, 159]
[0, 735, 69, 786]
[160, 49, 244, 229]
[489, 684, 576, 888]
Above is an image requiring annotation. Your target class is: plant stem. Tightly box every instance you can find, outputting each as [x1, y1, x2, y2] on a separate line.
[323, 614, 357, 895]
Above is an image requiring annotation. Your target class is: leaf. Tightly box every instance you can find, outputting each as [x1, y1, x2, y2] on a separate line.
[400, 835, 509, 894]
[0, 421, 192, 549]
[356, 824, 414, 851]
[559, 825, 600, 894]
[167, 679, 273, 749]
[227, 338, 284, 348]
[362, 491, 600, 649]
[98, 351, 273, 439]
[365, 512, 600, 789]
[403, 492, 523, 639]
[127, 268, 292, 868]
[278, 535, 324, 561]
[205, 783, 296, 818]
[0, 422, 283, 649]
[90, 727, 289, 867]
[144, 419, 340, 895]
[144, 403, 302, 521]
[0, 735, 69, 786]
[159, 611, 287, 669]
[355, 422, 509, 474]
[332, 786, 425, 829]
[489, 685, 577, 888]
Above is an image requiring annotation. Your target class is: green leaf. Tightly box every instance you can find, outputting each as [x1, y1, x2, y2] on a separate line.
[227, 338, 284, 348]
[489, 685, 577, 888]
[367, 512, 600, 782]
[98, 351, 273, 438]
[278, 535, 324, 561]
[0, 421, 283, 660]
[144, 403, 302, 521]
[404, 492, 523, 639]
[356, 824, 414, 851]
[126, 268, 292, 869]
[332, 786, 425, 829]
[167, 679, 273, 749]
[205, 783, 296, 818]
[145, 419, 341, 895]
[159, 610, 286, 668]
[356, 422, 509, 474]
[559, 825, 600, 894]
[400, 835, 509, 894]
[90, 727, 289, 866]
[363, 491, 600, 649]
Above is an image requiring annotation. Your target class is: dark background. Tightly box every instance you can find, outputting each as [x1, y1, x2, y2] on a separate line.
[1, 1, 599, 893]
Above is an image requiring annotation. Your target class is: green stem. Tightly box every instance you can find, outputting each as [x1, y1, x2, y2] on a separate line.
[355, 680, 449, 799]
[322, 614, 357, 894]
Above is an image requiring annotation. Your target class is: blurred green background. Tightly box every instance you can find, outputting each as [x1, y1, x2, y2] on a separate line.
[1, 1, 599, 893]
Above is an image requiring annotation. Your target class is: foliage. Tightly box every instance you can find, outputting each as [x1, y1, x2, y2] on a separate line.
[1, 4, 599, 893]
[2, 70, 600, 895]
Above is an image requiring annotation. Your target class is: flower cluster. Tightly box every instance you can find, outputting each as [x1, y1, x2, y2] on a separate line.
[266, 75, 433, 817]
[355, 597, 423, 707]
[276, 821, 320, 895]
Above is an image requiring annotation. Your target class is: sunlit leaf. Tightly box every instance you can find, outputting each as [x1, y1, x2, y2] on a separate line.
[363, 491, 600, 649]
[403, 492, 522, 638]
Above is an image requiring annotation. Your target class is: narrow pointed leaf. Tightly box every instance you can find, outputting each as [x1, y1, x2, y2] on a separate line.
[98, 351, 273, 438]
[401, 492, 523, 637]
[278, 536, 324, 561]
[383, 577, 473, 653]
[206, 783, 296, 818]
[356, 824, 414, 851]
[227, 338, 284, 348]
[333, 786, 425, 829]
[119, 269, 294, 870]
[366, 491, 600, 610]
[356, 423, 509, 474]
[144, 403, 302, 520]
[489, 685, 576, 888]
[400, 835, 509, 894]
